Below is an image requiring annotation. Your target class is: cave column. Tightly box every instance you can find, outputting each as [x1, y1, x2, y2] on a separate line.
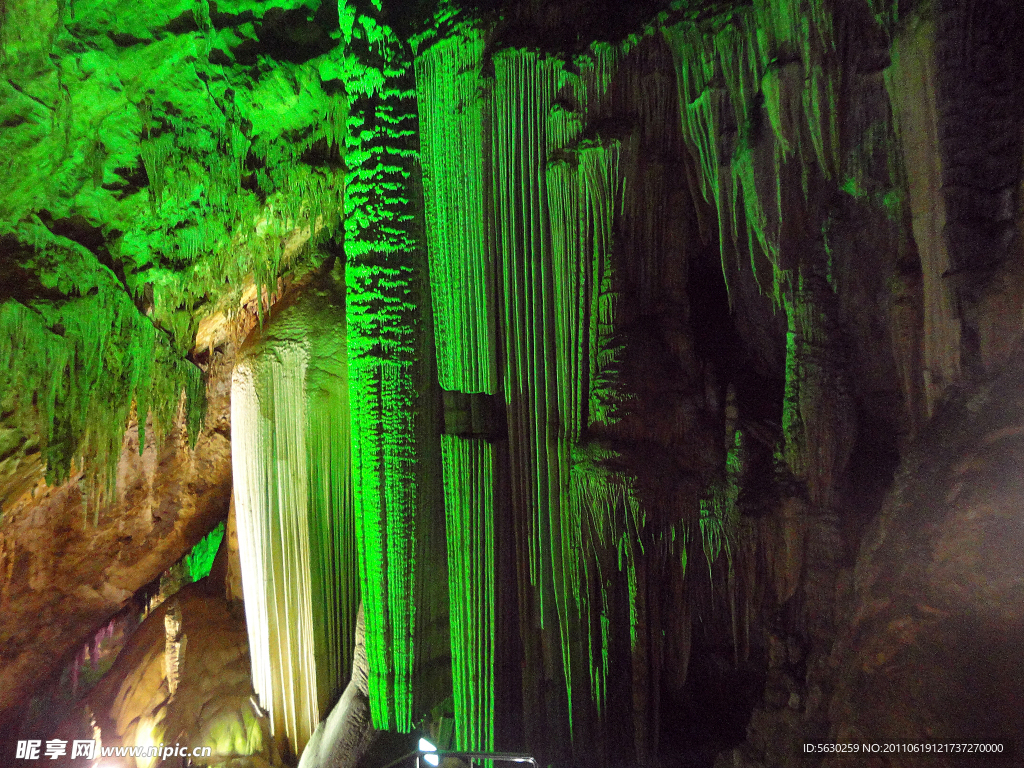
[338, 0, 447, 734]
[415, 28, 499, 754]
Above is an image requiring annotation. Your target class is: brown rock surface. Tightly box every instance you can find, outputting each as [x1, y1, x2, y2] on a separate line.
[824, 352, 1024, 766]
[44, 568, 280, 767]
[0, 348, 235, 738]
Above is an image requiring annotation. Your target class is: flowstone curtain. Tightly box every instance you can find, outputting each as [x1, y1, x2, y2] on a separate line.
[416, 28, 498, 753]
[231, 279, 358, 757]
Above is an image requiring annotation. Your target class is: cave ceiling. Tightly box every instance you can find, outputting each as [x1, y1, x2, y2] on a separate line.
[0, 0, 750, 498]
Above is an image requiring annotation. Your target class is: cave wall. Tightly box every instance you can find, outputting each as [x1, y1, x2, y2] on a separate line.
[823, 345, 1024, 768]
[0, 346, 234, 745]
[2, 0, 1024, 766]
[408, 2, 918, 764]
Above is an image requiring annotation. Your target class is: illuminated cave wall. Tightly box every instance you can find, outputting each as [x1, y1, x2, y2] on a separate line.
[3, 0, 1024, 764]
[405, 0, 1022, 763]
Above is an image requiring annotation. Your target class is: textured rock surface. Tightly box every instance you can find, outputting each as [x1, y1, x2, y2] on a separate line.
[0, 0, 346, 499]
[44, 567, 282, 767]
[0, 348, 233, 738]
[299, 606, 376, 768]
[1, 0, 1024, 766]
[824, 353, 1024, 766]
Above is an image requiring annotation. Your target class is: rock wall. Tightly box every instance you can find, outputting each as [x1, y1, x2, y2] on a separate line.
[44, 572, 282, 767]
[824, 348, 1024, 767]
[0, 347, 234, 747]
[1, 0, 1024, 766]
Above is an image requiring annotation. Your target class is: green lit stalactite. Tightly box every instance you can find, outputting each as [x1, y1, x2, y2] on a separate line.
[550, 132, 630, 754]
[0, 236, 204, 494]
[490, 48, 577, 756]
[416, 30, 498, 753]
[416, 30, 496, 396]
[781, 266, 855, 511]
[440, 435, 496, 753]
[338, 0, 429, 733]
[185, 520, 226, 582]
[663, 3, 845, 305]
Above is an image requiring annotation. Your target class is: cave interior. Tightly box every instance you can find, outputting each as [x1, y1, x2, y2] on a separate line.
[1, 0, 1024, 765]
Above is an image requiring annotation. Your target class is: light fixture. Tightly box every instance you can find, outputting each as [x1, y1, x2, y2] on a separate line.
[415, 739, 539, 768]
[418, 738, 440, 767]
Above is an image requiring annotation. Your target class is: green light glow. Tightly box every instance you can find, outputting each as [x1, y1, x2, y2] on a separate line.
[699, 429, 742, 581]
[205, 706, 264, 757]
[441, 435, 496, 753]
[3, 2, 907, 764]
[1, 0, 357, 490]
[416, 28, 497, 752]
[416, 30, 496, 396]
[0, 234, 204, 490]
[338, 0, 428, 733]
[185, 521, 226, 582]
[549, 131, 626, 739]
[663, 3, 843, 304]
[490, 48, 575, 745]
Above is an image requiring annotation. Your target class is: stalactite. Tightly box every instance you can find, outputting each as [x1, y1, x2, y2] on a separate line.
[337, 0, 439, 733]
[548, 41, 701, 757]
[885, 18, 960, 414]
[663, 2, 845, 300]
[781, 269, 854, 509]
[441, 435, 496, 753]
[140, 134, 173, 217]
[547, 44, 625, 154]
[700, 424, 756, 667]
[0, 238, 204, 490]
[663, 4, 863, 603]
[548, 130, 627, 753]
[412, 9, 890, 764]
[416, 29, 496, 396]
[185, 521, 226, 583]
[491, 46, 572, 755]
[231, 277, 358, 757]
[489, 34, 706, 764]
[415, 28, 497, 753]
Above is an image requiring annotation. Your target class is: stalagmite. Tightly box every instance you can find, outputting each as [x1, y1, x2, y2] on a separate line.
[231, 273, 358, 757]
[163, 600, 185, 699]
[298, 605, 376, 768]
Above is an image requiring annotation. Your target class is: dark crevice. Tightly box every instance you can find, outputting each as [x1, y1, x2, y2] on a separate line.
[686, 235, 787, 518]
[659, 634, 766, 768]
[218, 3, 340, 66]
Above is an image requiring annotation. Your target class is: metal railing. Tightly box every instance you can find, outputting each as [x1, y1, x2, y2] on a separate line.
[416, 751, 539, 768]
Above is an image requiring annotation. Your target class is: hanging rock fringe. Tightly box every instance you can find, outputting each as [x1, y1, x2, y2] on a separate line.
[232, 282, 358, 756]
